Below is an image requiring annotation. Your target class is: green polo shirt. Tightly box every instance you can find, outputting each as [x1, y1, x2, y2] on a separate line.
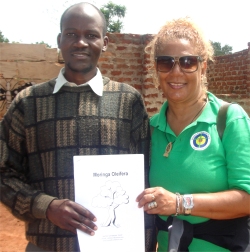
[150, 92, 250, 251]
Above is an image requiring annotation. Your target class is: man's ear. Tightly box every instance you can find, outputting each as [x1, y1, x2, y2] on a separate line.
[102, 36, 109, 52]
[57, 33, 61, 49]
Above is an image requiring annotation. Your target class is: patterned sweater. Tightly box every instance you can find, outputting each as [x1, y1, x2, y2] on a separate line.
[0, 77, 155, 251]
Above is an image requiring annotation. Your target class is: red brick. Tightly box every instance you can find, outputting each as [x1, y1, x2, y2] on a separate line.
[133, 84, 142, 90]
[117, 46, 127, 51]
[147, 107, 158, 113]
[117, 78, 132, 83]
[101, 63, 114, 69]
[110, 71, 122, 76]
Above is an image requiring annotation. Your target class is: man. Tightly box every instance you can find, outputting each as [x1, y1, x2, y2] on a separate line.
[0, 2, 155, 252]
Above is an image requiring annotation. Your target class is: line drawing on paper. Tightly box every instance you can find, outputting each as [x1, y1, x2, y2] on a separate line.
[92, 181, 129, 228]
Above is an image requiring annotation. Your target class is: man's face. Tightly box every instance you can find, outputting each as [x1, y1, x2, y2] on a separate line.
[57, 5, 108, 83]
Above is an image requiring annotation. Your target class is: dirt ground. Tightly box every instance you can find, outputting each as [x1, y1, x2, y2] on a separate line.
[0, 202, 27, 252]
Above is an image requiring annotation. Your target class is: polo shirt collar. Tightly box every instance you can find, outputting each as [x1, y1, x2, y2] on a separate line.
[53, 67, 103, 96]
[150, 101, 168, 132]
[150, 92, 217, 133]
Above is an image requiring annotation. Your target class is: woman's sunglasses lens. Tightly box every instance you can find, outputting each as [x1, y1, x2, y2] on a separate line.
[179, 56, 198, 72]
[156, 56, 199, 72]
[157, 57, 174, 72]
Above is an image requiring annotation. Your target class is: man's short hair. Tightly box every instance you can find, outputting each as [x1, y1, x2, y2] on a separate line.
[60, 2, 107, 35]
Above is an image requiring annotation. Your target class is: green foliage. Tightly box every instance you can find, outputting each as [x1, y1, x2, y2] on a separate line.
[0, 30, 9, 43]
[35, 41, 52, 48]
[100, 1, 126, 33]
[211, 41, 233, 56]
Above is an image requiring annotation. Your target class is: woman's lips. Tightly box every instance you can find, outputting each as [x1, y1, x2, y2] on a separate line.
[168, 82, 186, 89]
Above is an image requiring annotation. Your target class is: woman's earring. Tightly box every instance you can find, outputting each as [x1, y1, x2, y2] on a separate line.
[201, 75, 207, 86]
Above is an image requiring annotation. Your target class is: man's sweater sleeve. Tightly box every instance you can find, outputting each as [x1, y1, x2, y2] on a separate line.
[0, 95, 56, 222]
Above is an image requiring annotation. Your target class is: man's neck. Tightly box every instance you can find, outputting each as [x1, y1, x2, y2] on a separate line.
[64, 68, 97, 85]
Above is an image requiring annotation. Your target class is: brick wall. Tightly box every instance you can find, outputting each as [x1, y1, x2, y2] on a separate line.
[0, 35, 249, 120]
[98, 33, 164, 116]
[207, 44, 250, 114]
[100, 35, 250, 116]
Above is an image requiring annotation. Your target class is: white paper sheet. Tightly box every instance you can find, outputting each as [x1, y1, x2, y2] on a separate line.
[73, 154, 145, 252]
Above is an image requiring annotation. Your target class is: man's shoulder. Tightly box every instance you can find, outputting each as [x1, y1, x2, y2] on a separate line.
[15, 79, 56, 100]
[103, 77, 140, 95]
[31, 79, 56, 94]
[9, 79, 56, 108]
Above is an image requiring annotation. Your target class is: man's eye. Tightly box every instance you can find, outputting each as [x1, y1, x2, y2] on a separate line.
[87, 34, 97, 39]
[66, 33, 76, 37]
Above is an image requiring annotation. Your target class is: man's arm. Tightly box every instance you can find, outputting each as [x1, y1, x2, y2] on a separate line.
[0, 96, 99, 235]
[0, 99, 56, 221]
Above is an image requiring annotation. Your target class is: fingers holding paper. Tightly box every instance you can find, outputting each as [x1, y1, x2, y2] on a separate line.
[46, 199, 98, 235]
[136, 187, 176, 216]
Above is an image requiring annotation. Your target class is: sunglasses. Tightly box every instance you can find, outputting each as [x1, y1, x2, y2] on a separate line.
[155, 55, 203, 73]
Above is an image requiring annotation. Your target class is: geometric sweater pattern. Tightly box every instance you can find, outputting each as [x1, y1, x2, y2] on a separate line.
[0, 77, 154, 251]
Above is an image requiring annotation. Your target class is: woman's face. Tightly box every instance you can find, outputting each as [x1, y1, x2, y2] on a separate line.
[155, 39, 206, 104]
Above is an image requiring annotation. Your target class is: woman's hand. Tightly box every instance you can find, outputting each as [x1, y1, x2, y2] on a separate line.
[136, 187, 176, 216]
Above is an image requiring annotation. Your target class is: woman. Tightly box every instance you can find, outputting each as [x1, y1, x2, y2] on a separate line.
[137, 18, 250, 251]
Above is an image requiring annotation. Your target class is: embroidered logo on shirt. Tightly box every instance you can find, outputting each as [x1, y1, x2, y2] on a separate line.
[190, 131, 211, 150]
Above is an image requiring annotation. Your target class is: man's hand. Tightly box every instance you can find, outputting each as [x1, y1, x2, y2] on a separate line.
[46, 199, 98, 235]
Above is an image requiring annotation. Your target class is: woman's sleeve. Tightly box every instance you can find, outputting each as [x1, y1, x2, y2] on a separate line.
[223, 104, 250, 193]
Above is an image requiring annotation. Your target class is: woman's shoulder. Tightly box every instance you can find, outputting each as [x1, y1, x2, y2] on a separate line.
[227, 103, 249, 122]
[207, 92, 249, 120]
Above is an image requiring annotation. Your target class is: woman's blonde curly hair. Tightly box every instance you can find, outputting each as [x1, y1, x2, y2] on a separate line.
[146, 17, 214, 87]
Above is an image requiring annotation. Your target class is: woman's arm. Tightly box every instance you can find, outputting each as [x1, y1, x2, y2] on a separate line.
[192, 189, 250, 219]
[136, 187, 250, 219]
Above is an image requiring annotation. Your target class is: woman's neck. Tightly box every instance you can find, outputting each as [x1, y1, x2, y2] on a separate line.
[166, 95, 208, 135]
